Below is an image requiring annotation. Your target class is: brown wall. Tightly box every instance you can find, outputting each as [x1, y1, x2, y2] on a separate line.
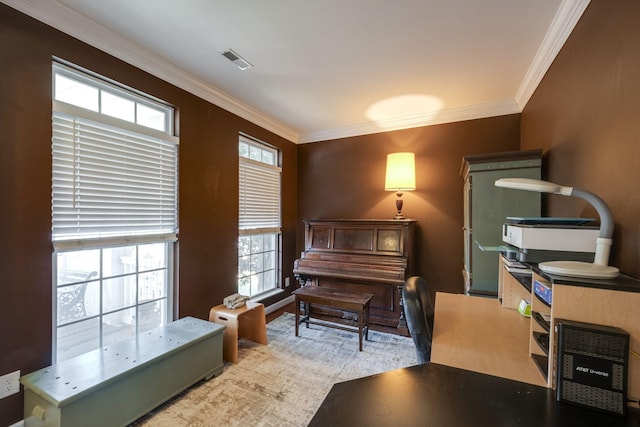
[0, 5, 297, 424]
[297, 115, 521, 297]
[521, 1, 640, 278]
[4, 0, 640, 424]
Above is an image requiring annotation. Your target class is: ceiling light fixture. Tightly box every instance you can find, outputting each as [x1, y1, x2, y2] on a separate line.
[222, 49, 253, 70]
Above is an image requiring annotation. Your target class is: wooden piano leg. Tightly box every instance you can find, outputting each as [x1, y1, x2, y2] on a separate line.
[364, 302, 370, 341]
[304, 301, 310, 328]
[397, 285, 410, 336]
[295, 296, 300, 337]
[358, 309, 364, 351]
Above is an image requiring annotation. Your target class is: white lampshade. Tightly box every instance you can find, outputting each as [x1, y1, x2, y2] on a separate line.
[385, 153, 416, 191]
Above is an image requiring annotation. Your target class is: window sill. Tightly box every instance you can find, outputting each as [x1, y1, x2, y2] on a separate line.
[250, 288, 284, 303]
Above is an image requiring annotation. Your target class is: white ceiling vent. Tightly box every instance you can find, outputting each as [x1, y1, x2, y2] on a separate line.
[222, 49, 253, 70]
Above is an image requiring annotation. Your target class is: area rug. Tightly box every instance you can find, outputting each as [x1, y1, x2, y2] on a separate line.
[131, 312, 418, 426]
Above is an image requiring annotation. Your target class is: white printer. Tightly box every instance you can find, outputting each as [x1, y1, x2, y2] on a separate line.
[502, 217, 599, 263]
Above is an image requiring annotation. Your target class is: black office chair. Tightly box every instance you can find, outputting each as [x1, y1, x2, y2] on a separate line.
[402, 276, 434, 364]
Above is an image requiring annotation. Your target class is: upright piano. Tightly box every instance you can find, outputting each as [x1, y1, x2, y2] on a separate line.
[293, 219, 416, 334]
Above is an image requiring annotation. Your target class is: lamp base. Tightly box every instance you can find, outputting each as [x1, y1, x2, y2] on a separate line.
[539, 261, 619, 279]
[393, 193, 405, 220]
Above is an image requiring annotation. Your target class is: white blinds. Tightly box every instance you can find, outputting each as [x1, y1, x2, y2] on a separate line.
[239, 157, 281, 233]
[52, 111, 178, 243]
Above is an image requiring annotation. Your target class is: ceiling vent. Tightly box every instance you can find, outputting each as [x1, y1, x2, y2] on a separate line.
[222, 49, 253, 70]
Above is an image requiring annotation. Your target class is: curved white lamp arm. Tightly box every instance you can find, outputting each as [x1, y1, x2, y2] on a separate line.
[569, 189, 613, 238]
[568, 189, 614, 266]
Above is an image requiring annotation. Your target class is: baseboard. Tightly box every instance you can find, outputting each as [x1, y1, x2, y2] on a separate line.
[265, 295, 294, 315]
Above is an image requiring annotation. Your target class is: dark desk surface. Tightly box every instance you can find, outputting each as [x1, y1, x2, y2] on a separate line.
[309, 363, 640, 427]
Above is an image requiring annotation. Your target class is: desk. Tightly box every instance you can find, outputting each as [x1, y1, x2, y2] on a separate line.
[309, 363, 640, 427]
[431, 292, 546, 387]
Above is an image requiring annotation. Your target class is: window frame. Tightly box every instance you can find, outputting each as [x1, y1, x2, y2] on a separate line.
[238, 134, 282, 298]
[53, 60, 174, 135]
[51, 60, 178, 362]
[52, 242, 175, 362]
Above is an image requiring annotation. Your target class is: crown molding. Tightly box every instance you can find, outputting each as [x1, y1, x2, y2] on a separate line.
[3, 0, 588, 144]
[299, 100, 521, 143]
[1, 0, 300, 143]
[515, 0, 590, 109]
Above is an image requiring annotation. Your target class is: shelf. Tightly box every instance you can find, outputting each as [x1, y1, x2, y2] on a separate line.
[532, 331, 549, 355]
[511, 272, 532, 292]
[503, 266, 640, 394]
[531, 353, 549, 380]
[532, 311, 550, 332]
[534, 292, 551, 308]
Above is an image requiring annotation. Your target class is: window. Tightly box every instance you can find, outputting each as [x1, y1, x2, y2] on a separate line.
[52, 61, 178, 362]
[238, 135, 281, 298]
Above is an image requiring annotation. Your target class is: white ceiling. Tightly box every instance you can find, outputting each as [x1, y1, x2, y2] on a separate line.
[4, 0, 590, 143]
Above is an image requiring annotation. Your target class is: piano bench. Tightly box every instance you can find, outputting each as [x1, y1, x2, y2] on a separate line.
[209, 301, 268, 363]
[292, 286, 374, 351]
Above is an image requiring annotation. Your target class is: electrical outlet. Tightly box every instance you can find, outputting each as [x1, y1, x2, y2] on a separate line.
[285, 277, 290, 287]
[0, 370, 20, 399]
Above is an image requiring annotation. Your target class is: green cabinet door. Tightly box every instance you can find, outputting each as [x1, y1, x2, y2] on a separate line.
[461, 150, 542, 296]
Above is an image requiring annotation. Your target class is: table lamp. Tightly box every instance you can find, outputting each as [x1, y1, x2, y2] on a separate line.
[385, 152, 416, 219]
[495, 178, 619, 279]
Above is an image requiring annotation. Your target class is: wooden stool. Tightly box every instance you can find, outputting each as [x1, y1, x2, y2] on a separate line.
[208, 301, 268, 363]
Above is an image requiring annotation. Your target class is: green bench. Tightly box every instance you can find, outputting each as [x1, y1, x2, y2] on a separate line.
[21, 317, 224, 427]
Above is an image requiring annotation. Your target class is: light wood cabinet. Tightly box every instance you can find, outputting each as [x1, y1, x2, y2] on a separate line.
[499, 254, 640, 402]
[460, 149, 541, 296]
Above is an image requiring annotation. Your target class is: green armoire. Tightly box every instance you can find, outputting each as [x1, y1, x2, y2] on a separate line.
[460, 149, 542, 296]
